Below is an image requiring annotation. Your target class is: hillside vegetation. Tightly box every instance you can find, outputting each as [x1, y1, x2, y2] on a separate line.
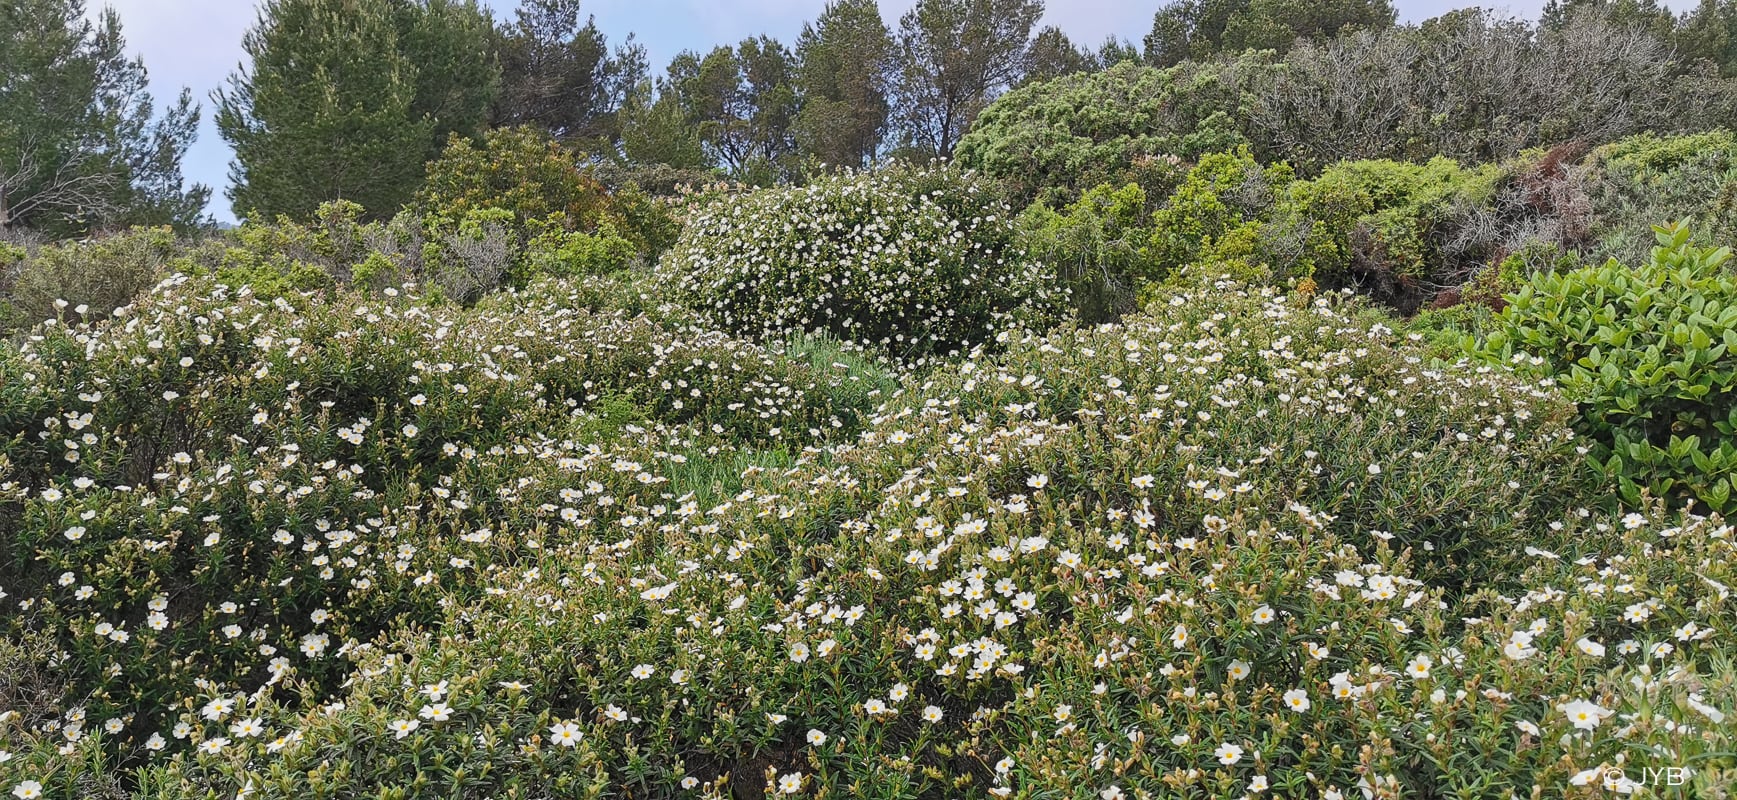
[5, 0, 1737, 797]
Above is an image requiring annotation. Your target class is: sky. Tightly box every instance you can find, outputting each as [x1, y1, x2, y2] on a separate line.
[87, 0, 1607, 223]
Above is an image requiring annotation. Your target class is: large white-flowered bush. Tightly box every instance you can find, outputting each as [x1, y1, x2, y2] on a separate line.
[661, 165, 1067, 364]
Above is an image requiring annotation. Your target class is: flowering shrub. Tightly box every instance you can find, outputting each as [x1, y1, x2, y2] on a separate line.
[1468, 223, 1737, 513]
[3, 275, 1732, 797]
[0, 272, 891, 773]
[660, 165, 1066, 363]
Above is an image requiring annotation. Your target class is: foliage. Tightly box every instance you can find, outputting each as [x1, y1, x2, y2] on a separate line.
[1253, 8, 1733, 170]
[955, 59, 1258, 206]
[1469, 223, 1737, 513]
[1017, 182, 1154, 322]
[0, 273, 892, 776]
[0, 227, 180, 335]
[1138, 149, 1565, 312]
[216, 0, 499, 221]
[489, 0, 646, 149]
[660, 164, 1065, 363]
[891, 0, 1044, 159]
[65, 284, 1737, 800]
[1582, 131, 1737, 264]
[0, 0, 208, 236]
[616, 88, 706, 173]
[658, 39, 802, 182]
[416, 127, 617, 232]
[793, 0, 895, 170]
[1145, 148, 1296, 284]
[1144, 0, 1397, 66]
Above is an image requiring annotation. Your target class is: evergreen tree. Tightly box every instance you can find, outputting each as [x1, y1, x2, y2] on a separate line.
[658, 39, 799, 181]
[892, 0, 1044, 160]
[0, 0, 207, 236]
[1678, 0, 1737, 76]
[619, 79, 709, 170]
[794, 0, 894, 169]
[491, 0, 646, 148]
[1144, 0, 1394, 66]
[216, 0, 497, 221]
[1024, 26, 1097, 86]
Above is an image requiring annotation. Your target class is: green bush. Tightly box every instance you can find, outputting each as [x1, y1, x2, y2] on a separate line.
[1146, 148, 1297, 284]
[955, 58, 1266, 206]
[416, 126, 677, 262]
[1142, 151, 1523, 311]
[1018, 182, 1154, 322]
[1583, 131, 1737, 264]
[661, 165, 1066, 363]
[0, 227, 179, 334]
[517, 218, 640, 282]
[1468, 223, 1737, 512]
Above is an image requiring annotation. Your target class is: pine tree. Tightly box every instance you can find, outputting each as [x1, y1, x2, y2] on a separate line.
[892, 0, 1043, 160]
[794, 0, 894, 169]
[216, 0, 497, 221]
[0, 0, 208, 236]
[656, 39, 799, 181]
[491, 0, 646, 148]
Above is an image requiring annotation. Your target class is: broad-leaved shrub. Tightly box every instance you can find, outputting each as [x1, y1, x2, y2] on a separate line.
[1469, 223, 1737, 512]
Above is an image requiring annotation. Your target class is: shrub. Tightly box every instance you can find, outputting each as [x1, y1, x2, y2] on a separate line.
[1582, 131, 1737, 264]
[1017, 182, 1154, 322]
[417, 127, 617, 232]
[0, 227, 179, 334]
[130, 285, 1737, 800]
[0, 273, 892, 769]
[416, 126, 677, 261]
[1467, 223, 1737, 512]
[955, 58, 1265, 206]
[1252, 9, 1733, 170]
[1146, 149, 1298, 284]
[661, 165, 1066, 363]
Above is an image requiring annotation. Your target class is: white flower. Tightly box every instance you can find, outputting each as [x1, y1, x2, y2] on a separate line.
[549, 721, 583, 746]
[198, 737, 230, 755]
[12, 782, 43, 800]
[1215, 742, 1243, 765]
[201, 697, 235, 720]
[1575, 637, 1606, 658]
[631, 664, 655, 680]
[1561, 699, 1613, 731]
[1251, 605, 1276, 624]
[1569, 767, 1604, 786]
[806, 729, 827, 746]
[1282, 688, 1310, 713]
[921, 705, 944, 723]
[777, 772, 803, 794]
[390, 719, 419, 739]
[420, 703, 452, 722]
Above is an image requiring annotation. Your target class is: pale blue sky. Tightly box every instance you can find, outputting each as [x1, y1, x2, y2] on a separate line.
[88, 0, 1593, 222]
